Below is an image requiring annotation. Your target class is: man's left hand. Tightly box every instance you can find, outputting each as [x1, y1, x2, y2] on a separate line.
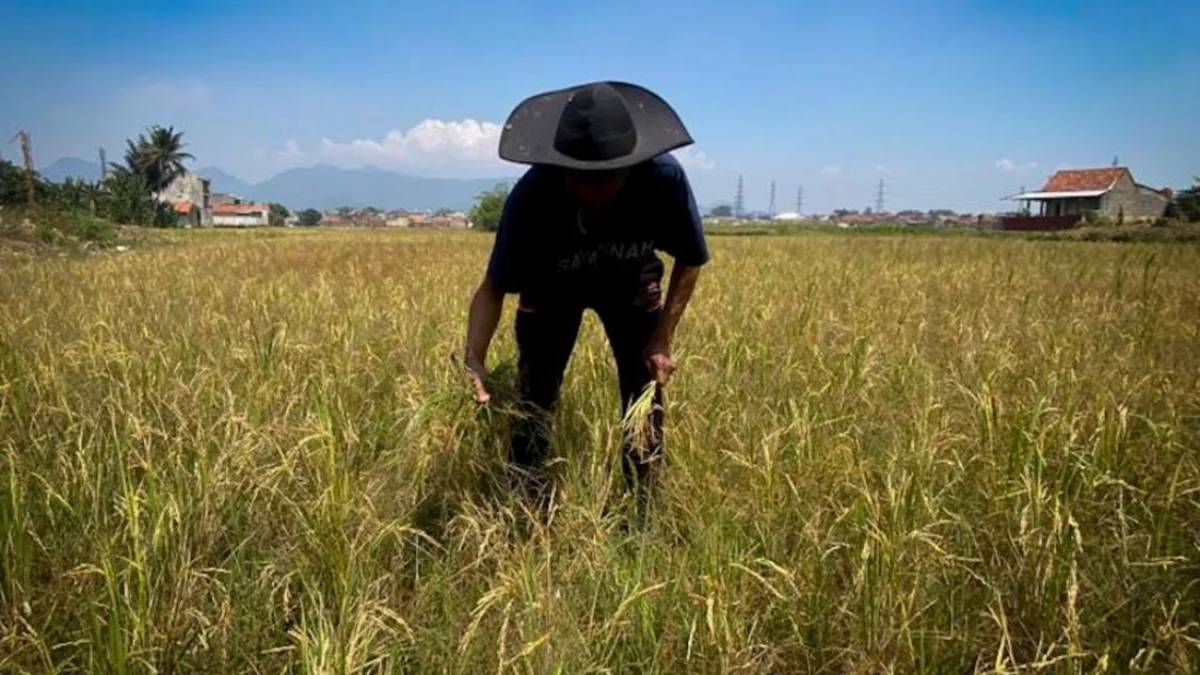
[645, 340, 676, 386]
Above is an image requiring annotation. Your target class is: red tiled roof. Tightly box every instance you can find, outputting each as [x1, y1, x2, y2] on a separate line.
[173, 200, 194, 214]
[213, 203, 269, 216]
[1042, 167, 1127, 193]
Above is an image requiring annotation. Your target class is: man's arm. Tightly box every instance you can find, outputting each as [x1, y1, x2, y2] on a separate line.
[462, 172, 530, 403]
[464, 276, 504, 403]
[644, 158, 709, 385]
[650, 263, 701, 349]
[644, 263, 702, 385]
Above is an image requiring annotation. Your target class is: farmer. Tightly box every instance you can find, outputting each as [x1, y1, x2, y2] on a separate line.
[463, 81, 710, 508]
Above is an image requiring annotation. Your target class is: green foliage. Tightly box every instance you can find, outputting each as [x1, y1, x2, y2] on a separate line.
[1, 160, 28, 204]
[3, 205, 116, 246]
[1173, 177, 1200, 223]
[1, 123, 193, 238]
[470, 183, 509, 232]
[152, 201, 178, 228]
[121, 125, 195, 194]
[51, 177, 102, 212]
[0, 159, 53, 206]
[47, 207, 117, 242]
[102, 167, 158, 225]
[708, 204, 733, 218]
[297, 208, 322, 227]
[269, 203, 290, 228]
[34, 219, 57, 243]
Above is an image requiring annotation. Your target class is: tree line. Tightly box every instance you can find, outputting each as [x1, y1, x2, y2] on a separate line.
[1, 125, 292, 228]
[1, 125, 198, 227]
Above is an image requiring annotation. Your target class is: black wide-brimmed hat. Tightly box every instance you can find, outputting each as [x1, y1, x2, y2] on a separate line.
[498, 81, 694, 171]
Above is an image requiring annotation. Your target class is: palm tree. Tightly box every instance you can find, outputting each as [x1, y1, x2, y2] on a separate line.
[142, 125, 194, 193]
[120, 137, 145, 176]
[121, 125, 194, 194]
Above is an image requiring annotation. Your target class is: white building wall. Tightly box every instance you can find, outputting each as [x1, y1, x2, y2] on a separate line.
[212, 214, 269, 227]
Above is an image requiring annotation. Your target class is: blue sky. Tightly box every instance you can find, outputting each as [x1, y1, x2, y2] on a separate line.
[2, 0, 1197, 212]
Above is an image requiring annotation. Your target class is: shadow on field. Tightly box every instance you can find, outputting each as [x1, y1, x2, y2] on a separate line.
[406, 359, 553, 542]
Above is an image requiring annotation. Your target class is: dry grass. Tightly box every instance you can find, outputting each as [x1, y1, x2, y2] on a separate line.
[1, 229, 1198, 674]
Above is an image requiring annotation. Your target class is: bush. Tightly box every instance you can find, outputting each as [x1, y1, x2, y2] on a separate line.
[0, 159, 53, 206]
[4, 206, 116, 247]
[101, 169, 156, 225]
[470, 183, 509, 232]
[297, 208, 322, 227]
[35, 220, 58, 244]
[1173, 178, 1200, 222]
[1082, 210, 1114, 228]
[152, 201, 178, 228]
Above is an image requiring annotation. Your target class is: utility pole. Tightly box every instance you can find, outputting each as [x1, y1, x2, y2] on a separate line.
[98, 147, 108, 182]
[768, 180, 776, 218]
[796, 185, 804, 216]
[874, 178, 885, 214]
[13, 131, 35, 206]
[734, 174, 744, 219]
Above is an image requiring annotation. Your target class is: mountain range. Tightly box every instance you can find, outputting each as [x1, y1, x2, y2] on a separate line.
[39, 158, 517, 212]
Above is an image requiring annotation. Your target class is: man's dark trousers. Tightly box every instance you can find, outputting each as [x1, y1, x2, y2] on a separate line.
[508, 288, 664, 507]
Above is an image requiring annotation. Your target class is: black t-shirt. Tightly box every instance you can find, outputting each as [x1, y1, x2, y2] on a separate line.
[485, 154, 710, 303]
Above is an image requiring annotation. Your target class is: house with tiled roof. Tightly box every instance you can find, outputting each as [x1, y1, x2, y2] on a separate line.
[172, 200, 201, 228]
[212, 202, 270, 227]
[159, 172, 213, 227]
[1006, 166, 1172, 230]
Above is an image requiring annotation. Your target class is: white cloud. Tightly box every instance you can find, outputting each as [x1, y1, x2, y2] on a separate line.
[278, 139, 303, 159]
[280, 122, 714, 176]
[995, 158, 1038, 171]
[821, 165, 842, 177]
[317, 119, 503, 171]
[673, 147, 715, 170]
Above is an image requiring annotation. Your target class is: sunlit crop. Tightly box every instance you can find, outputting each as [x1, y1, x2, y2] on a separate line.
[1, 229, 1197, 673]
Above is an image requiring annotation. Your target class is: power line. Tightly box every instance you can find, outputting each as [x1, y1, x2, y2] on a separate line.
[874, 178, 885, 214]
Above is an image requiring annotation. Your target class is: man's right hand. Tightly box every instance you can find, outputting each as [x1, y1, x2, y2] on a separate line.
[464, 356, 491, 405]
[464, 276, 504, 406]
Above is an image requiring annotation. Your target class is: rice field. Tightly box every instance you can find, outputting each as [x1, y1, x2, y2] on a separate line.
[1, 229, 1198, 674]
